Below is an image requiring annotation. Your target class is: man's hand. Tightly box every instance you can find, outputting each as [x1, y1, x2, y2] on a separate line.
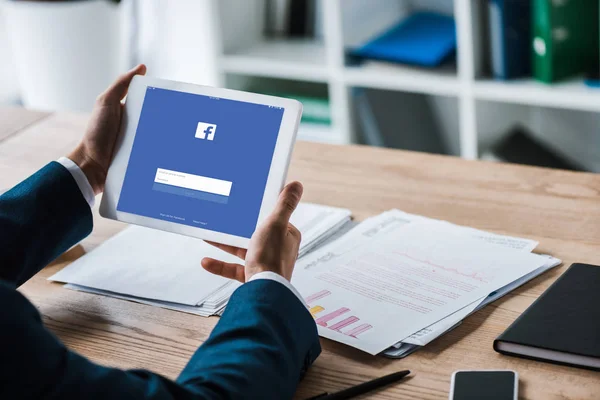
[201, 181, 303, 282]
[68, 64, 147, 195]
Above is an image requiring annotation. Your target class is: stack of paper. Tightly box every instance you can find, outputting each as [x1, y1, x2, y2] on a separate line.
[65, 281, 239, 317]
[50, 204, 560, 358]
[49, 203, 352, 316]
[293, 203, 354, 257]
[291, 210, 561, 356]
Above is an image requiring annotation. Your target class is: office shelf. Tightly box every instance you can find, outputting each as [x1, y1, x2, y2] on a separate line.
[474, 79, 600, 113]
[344, 62, 460, 97]
[210, 0, 600, 161]
[297, 123, 344, 145]
[221, 40, 329, 82]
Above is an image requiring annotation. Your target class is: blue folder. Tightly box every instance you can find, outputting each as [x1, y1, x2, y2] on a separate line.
[350, 12, 456, 67]
[584, 79, 600, 88]
[488, 0, 531, 80]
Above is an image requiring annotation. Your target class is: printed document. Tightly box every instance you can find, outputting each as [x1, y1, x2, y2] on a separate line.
[293, 221, 549, 354]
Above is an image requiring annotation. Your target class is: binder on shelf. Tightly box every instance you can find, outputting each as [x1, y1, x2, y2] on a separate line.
[288, 0, 310, 37]
[585, 79, 600, 88]
[264, 0, 290, 37]
[350, 12, 456, 68]
[532, 0, 599, 83]
[488, 0, 531, 80]
[584, 58, 600, 88]
[264, 0, 319, 39]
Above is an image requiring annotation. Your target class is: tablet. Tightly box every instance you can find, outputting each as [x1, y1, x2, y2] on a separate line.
[100, 76, 302, 249]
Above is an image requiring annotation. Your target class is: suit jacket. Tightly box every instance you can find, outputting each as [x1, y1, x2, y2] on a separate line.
[0, 162, 321, 399]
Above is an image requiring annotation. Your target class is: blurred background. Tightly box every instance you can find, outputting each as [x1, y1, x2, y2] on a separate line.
[0, 0, 599, 171]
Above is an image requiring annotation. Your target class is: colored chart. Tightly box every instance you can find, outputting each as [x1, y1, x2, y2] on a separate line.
[344, 324, 373, 338]
[316, 307, 349, 326]
[304, 290, 373, 339]
[305, 289, 331, 304]
[330, 316, 359, 331]
[309, 305, 324, 318]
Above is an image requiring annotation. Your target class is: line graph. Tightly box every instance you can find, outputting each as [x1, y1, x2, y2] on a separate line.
[393, 251, 490, 283]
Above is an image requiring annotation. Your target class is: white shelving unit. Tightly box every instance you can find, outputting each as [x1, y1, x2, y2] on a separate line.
[473, 79, 600, 113]
[220, 39, 330, 82]
[207, 0, 600, 162]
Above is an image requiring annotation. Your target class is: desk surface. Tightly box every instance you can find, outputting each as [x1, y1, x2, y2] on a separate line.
[1, 108, 599, 399]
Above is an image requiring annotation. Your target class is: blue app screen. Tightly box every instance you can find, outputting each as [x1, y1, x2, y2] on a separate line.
[117, 87, 285, 238]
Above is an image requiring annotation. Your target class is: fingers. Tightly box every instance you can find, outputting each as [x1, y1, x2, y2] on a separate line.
[273, 181, 303, 224]
[201, 258, 245, 283]
[204, 241, 247, 260]
[288, 223, 301, 241]
[98, 64, 147, 105]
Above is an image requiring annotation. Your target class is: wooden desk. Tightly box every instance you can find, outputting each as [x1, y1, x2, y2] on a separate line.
[1, 108, 599, 399]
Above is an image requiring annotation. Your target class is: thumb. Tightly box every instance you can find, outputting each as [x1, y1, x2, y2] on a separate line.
[98, 64, 147, 105]
[273, 181, 303, 224]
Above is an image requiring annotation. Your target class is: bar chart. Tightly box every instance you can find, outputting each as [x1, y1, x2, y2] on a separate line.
[304, 289, 331, 304]
[345, 323, 373, 338]
[304, 290, 373, 338]
[309, 305, 324, 317]
[330, 316, 359, 331]
[316, 307, 350, 326]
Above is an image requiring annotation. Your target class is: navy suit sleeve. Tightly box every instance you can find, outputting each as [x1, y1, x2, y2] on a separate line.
[178, 280, 322, 399]
[0, 162, 93, 287]
[0, 163, 321, 399]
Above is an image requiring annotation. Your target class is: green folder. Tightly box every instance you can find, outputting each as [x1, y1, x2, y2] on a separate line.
[532, 0, 599, 83]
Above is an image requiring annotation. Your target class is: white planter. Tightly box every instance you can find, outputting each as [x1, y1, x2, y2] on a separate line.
[3, 0, 126, 112]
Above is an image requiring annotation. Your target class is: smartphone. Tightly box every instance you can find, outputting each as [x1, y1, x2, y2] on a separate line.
[449, 370, 518, 400]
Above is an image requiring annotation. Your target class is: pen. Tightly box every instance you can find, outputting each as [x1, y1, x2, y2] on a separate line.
[305, 370, 411, 400]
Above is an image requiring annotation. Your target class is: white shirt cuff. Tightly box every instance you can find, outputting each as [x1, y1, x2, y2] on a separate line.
[57, 157, 96, 208]
[248, 271, 306, 306]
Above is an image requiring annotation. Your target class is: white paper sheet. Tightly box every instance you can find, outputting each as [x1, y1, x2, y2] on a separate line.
[409, 257, 559, 344]
[297, 210, 538, 275]
[386, 256, 561, 353]
[49, 226, 235, 305]
[293, 221, 549, 355]
[290, 203, 351, 257]
[50, 202, 352, 308]
[397, 260, 561, 346]
[65, 282, 240, 317]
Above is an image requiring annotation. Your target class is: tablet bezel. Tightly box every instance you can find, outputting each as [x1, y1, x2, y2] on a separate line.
[100, 75, 302, 249]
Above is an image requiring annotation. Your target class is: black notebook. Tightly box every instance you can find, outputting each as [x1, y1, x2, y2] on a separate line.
[494, 263, 600, 370]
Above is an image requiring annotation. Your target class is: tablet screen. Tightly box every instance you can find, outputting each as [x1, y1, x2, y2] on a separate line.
[116, 87, 285, 238]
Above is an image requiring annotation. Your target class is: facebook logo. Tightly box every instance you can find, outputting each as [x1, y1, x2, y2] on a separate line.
[195, 122, 217, 141]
